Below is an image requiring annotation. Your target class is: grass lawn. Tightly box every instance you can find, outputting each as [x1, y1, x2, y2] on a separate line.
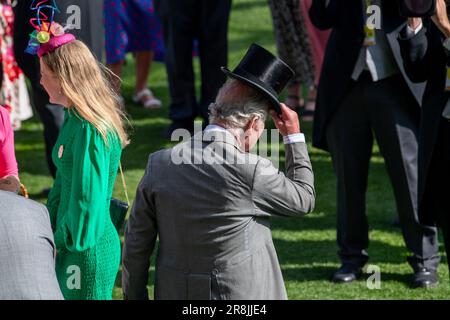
[15, 0, 449, 299]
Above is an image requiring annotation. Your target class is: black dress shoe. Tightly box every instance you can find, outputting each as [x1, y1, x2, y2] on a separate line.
[412, 268, 439, 288]
[332, 264, 363, 283]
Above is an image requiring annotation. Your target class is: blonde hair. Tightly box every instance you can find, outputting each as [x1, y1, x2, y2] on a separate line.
[42, 40, 129, 147]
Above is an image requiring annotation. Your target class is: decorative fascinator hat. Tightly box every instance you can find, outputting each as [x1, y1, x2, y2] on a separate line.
[25, 0, 76, 57]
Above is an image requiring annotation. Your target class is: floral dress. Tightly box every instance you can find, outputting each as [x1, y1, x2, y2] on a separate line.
[268, 0, 315, 87]
[0, 0, 32, 129]
[104, 0, 165, 64]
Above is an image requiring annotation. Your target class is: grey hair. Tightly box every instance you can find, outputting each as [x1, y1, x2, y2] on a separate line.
[208, 79, 271, 130]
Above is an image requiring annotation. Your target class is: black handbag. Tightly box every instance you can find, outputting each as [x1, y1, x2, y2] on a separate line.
[110, 162, 130, 233]
[398, 0, 436, 17]
[110, 198, 128, 232]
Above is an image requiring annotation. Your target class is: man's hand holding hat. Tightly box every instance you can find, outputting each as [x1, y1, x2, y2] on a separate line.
[270, 103, 300, 137]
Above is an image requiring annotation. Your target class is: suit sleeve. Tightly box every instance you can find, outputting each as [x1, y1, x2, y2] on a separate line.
[122, 154, 158, 300]
[309, 0, 339, 30]
[398, 23, 434, 83]
[47, 170, 62, 230]
[252, 142, 315, 217]
[53, 123, 110, 252]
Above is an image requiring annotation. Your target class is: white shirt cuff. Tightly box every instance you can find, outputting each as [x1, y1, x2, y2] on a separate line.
[406, 22, 423, 37]
[283, 133, 306, 145]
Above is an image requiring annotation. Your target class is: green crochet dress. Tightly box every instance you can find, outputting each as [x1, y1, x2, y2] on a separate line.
[47, 109, 122, 300]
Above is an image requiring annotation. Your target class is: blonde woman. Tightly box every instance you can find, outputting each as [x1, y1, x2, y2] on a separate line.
[34, 20, 128, 299]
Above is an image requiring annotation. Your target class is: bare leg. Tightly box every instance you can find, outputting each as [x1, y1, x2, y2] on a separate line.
[107, 61, 124, 95]
[306, 86, 317, 110]
[302, 86, 317, 122]
[133, 51, 161, 108]
[284, 83, 303, 110]
[135, 51, 154, 93]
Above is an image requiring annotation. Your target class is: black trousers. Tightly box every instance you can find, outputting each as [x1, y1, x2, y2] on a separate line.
[13, 0, 64, 178]
[155, 0, 231, 123]
[425, 118, 450, 274]
[326, 72, 440, 270]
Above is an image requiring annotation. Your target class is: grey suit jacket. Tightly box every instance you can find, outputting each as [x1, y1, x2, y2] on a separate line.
[122, 130, 315, 300]
[0, 191, 63, 300]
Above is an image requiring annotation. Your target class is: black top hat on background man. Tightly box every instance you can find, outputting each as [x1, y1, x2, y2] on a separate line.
[398, 0, 436, 17]
[221, 43, 295, 115]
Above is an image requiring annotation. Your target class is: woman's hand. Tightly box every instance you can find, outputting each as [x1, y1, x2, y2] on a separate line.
[0, 175, 20, 193]
[432, 0, 450, 37]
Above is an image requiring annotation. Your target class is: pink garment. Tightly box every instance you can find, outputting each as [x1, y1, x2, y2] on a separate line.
[300, 0, 331, 85]
[0, 106, 18, 178]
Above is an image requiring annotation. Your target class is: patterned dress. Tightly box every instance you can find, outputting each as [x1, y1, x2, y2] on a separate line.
[0, 0, 32, 129]
[268, 0, 315, 87]
[104, 0, 164, 64]
[47, 109, 122, 300]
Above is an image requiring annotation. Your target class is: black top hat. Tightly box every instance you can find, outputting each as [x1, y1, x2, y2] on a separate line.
[221, 43, 294, 114]
[398, 0, 436, 17]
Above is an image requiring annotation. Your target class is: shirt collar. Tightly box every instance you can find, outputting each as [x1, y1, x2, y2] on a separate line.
[204, 124, 229, 133]
[192, 125, 242, 151]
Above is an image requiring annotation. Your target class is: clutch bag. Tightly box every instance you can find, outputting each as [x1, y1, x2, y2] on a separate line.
[110, 198, 129, 232]
[110, 161, 130, 232]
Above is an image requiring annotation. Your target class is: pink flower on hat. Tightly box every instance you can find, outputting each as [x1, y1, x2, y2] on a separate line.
[50, 22, 65, 36]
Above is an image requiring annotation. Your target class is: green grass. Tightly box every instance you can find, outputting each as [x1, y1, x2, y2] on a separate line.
[16, 0, 449, 299]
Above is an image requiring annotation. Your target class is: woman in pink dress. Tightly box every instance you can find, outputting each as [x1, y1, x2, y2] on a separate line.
[0, 105, 19, 193]
[300, 0, 330, 85]
[299, 0, 330, 119]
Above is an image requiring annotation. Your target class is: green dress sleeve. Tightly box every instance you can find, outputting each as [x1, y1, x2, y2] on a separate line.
[54, 122, 110, 252]
[46, 170, 62, 231]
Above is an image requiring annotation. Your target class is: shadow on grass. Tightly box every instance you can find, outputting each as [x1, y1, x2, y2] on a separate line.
[281, 267, 413, 287]
[281, 266, 338, 282]
[232, 0, 266, 11]
[274, 238, 410, 268]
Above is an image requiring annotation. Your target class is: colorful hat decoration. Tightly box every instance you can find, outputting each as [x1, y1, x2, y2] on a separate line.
[25, 0, 76, 57]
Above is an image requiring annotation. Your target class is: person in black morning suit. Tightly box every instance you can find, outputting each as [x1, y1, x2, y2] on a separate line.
[309, 0, 440, 287]
[154, 0, 232, 137]
[398, 0, 450, 277]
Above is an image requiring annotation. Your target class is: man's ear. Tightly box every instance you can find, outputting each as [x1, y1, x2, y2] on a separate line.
[247, 116, 260, 131]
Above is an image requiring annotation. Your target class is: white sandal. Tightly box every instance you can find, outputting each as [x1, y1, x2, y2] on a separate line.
[132, 88, 162, 109]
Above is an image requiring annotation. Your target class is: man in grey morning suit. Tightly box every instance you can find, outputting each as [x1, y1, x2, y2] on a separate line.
[0, 191, 63, 300]
[122, 45, 316, 300]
